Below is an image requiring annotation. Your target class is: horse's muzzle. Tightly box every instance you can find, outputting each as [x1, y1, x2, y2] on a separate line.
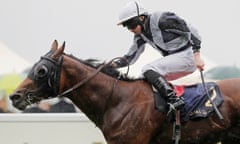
[9, 92, 27, 110]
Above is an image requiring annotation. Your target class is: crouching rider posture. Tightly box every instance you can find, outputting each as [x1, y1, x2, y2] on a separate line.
[111, 1, 205, 113]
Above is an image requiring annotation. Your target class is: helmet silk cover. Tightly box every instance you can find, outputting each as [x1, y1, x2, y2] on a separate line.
[117, 1, 148, 25]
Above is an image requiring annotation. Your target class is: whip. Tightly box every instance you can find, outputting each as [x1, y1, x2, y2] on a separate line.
[200, 70, 224, 120]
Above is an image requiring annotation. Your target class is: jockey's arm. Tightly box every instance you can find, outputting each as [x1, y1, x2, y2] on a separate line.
[194, 51, 205, 71]
[112, 36, 146, 68]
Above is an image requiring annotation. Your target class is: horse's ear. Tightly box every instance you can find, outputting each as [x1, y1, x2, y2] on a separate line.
[51, 40, 58, 52]
[52, 41, 65, 58]
[59, 41, 65, 53]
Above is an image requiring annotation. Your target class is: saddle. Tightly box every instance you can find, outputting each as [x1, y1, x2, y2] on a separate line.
[153, 82, 224, 122]
[152, 82, 224, 143]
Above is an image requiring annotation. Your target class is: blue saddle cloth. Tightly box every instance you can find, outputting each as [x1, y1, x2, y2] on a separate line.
[181, 82, 224, 122]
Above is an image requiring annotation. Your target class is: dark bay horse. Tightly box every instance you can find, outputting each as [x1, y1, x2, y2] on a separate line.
[10, 40, 240, 144]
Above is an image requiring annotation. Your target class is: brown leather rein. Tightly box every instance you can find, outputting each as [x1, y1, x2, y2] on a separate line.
[57, 57, 129, 97]
[57, 63, 105, 97]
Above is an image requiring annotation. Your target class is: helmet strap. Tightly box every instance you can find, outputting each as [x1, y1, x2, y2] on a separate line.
[139, 17, 145, 31]
[134, 2, 145, 31]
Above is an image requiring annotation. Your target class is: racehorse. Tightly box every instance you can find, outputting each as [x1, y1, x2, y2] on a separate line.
[10, 40, 240, 144]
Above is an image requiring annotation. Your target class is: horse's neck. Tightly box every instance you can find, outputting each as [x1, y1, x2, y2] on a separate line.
[63, 62, 116, 125]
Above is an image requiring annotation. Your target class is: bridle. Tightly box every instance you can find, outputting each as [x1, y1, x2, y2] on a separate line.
[25, 54, 63, 104]
[27, 54, 129, 103]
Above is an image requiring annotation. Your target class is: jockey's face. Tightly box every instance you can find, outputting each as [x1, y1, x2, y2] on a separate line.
[129, 24, 142, 35]
[122, 16, 144, 35]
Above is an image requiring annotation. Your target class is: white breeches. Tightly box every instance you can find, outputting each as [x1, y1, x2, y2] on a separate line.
[141, 48, 197, 81]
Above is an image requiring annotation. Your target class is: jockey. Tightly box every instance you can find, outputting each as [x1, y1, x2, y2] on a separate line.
[111, 1, 205, 112]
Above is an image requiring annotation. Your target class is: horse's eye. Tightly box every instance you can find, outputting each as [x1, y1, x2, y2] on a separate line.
[36, 65, 48, 78]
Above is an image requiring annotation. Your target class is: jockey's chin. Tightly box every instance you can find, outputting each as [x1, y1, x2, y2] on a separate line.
[130, 25, 142, 35]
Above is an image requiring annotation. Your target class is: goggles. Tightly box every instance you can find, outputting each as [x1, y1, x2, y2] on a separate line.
[122, 17, 140, 30]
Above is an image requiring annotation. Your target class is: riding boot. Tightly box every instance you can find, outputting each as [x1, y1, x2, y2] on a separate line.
[143, 70, 184, 111]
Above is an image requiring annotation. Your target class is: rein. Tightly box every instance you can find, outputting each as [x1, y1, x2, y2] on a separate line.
[26, 54, 129, 105]
[57, 57, 129, 97]
[57, 63, 106, 97]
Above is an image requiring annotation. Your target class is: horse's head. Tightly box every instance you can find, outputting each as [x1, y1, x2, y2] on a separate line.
[10, 40, 65, 110]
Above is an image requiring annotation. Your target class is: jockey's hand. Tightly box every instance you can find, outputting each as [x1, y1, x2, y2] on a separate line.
[109, 62, 118, 68]
[194, 51, 205, 71]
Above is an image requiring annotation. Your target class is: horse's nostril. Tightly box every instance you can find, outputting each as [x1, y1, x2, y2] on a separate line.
[9, 94, 21, 101]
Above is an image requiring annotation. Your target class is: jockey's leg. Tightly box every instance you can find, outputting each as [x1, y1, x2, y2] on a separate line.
[143, 70, 184, 111]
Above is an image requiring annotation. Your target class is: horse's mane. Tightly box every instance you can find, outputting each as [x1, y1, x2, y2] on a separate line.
[64, 53, 139, 81]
